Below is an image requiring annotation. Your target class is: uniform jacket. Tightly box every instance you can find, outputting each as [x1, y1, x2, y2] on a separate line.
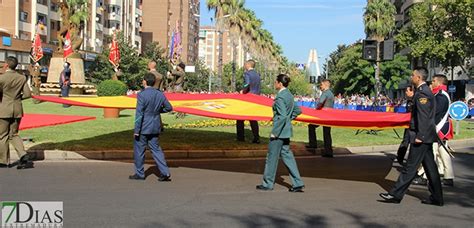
[171, 69, 185, 86]
[134, 87, 173, 135]
[316, 89, 335, 109]
[243, 69, 261, 95]
[150, 69, 164, 91]
[59, 68, 71, 88]
[0, 70, 32, 118]
[271, 88, 302, 139]
[409, 83, 437, 143]
[433, 88, 451, 139]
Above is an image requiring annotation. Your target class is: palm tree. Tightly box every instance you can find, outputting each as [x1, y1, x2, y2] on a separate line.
[224, 0, 245, 92]
[363, 0, 395, 101]
[206, 0, 286, 91]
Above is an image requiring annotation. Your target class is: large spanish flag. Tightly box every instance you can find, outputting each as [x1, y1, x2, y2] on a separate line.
[33, 93, 409, 129]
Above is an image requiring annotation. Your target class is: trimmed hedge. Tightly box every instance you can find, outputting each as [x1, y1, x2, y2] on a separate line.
[97, 80, 128, 96]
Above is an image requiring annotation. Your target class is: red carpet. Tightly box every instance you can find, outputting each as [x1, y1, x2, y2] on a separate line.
[20, 114, 96, 130]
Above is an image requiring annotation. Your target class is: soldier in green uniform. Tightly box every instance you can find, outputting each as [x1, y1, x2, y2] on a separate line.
[28, 63, 41, 104]
[256, 74, 305, 193]
[0, 56, 33, 169]
[307, 79, 335, 157]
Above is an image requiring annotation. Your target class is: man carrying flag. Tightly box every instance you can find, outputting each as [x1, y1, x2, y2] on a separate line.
[29, 32, 43, 103]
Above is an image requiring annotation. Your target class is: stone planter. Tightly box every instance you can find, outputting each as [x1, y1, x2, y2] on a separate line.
[103, 108, 120, 118]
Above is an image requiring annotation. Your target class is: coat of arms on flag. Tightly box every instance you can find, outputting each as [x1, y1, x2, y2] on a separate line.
[63, 31, 73, 58]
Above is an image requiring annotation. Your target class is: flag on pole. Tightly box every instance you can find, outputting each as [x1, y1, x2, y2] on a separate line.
[173, 21, 182, 59]
[30, 33, 44, 62]
[108, 32, 120, 68]
[169, 21, 182, 60]
[63, 31, 73, 58]
[169, 32, 175, 59]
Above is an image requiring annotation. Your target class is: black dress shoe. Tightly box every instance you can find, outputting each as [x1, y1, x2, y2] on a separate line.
[256, 185, 273, 191]
[379, 193, 401, 204]
[322, 154, 334, 158]
[421, 198, 443, 206]
[289, 185, 305, 193]
[0, 163, 9, 168]
[252, 139, 261, 144]
[412, 176, 428, 186]
[158, 175, 171, 182]
[443, 179, 454, 187]
[17, 161, 34, 170]
[128, 174, 145, 180]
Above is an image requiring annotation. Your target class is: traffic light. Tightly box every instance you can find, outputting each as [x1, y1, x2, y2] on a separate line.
[380, 40, 395, 61]
[362, 40, 377, 61]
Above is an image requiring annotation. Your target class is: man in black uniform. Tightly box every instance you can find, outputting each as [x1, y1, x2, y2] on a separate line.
[379, 67, 443, 206]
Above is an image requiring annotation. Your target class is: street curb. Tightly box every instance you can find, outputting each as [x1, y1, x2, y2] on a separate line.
[10, 139, 474, 161]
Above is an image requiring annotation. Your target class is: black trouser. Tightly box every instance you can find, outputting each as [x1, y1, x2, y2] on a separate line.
[397, 129, 410, 164]
[308, 124, 333, 155]
[389, 143, 443, 203]
[236, 120, 259, 141]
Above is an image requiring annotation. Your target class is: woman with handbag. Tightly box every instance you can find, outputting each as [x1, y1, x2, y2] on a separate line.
[256, 74, 305, 193]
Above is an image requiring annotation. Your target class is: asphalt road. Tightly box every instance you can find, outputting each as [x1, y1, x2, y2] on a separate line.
[1, 148, 474, 227]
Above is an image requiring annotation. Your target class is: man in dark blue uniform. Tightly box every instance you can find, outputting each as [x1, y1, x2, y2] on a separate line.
[129, 73, 173, 182]
[380, 67, 443, 206]
[237, 60, 261, 143]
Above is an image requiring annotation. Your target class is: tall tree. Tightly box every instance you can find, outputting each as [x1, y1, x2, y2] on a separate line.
[323, 44, 349, 82]
[331, 43, 410, 96]
[91, 32, 148, 90]
[363, 0, 396, 99]
[186, 60, 213, 92]
[396, 0, 474, 79]
[142, 41, 170, 76]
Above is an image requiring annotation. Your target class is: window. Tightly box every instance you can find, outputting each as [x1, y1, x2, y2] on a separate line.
[37, 13, 47, 25]
[20, 11, 28, 22]
[50, 3, 59, 11]
[37, 0, 47, 5]
[0, 50, 5, 62]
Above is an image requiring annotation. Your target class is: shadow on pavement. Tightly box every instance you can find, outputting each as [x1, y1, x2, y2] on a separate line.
[144, 153, 396, 197]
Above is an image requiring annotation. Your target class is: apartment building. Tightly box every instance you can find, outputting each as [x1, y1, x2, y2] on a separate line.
[198, 26, 246, 72]
[142, 0, 200, 65]
[0, 0, 143, 70]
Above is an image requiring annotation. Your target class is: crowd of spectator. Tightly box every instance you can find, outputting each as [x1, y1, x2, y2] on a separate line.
[334, 93, 408, 107]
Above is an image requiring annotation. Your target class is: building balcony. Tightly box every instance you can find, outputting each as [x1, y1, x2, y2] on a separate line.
[136, 8, 142, 16]
[108, 12, 121, 21]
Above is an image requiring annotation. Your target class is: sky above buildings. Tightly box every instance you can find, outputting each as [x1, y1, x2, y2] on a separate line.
[200, 0, 367, 65]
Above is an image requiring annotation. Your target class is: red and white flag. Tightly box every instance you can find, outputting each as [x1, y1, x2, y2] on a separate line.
[108, 32, 120, 68]
[30, 33, 44, 62]
[63, 31, 73, 58]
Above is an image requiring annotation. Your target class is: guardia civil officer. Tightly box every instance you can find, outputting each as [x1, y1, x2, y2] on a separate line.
[256, 74, 304, 192]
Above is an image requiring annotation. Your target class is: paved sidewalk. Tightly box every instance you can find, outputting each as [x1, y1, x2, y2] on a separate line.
[8, 139, 474, 161]
[1, 149, 473, 227]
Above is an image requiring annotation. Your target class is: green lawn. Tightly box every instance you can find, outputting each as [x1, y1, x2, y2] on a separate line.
[21, 100, 474, 151]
